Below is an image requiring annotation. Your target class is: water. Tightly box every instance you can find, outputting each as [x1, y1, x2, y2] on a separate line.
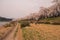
[0, 22, 9, 26]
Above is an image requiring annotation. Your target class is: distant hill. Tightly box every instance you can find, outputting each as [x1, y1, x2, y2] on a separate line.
[0, 17, 12, 22]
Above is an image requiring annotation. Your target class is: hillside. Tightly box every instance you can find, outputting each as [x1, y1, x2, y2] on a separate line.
[0, 17, 12, 22]
[22, 24, 60, 40]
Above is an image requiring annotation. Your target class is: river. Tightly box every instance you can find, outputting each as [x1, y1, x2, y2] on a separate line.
[0, 22, 10, 26]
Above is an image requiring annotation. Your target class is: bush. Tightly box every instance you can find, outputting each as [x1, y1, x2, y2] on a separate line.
[20, 21, 30, 28]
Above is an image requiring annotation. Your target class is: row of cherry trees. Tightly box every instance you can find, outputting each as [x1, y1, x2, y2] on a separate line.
[22, 0, 60, 21]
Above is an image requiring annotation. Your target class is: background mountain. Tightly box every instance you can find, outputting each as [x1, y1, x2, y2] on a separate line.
[0, 16, 12, 22]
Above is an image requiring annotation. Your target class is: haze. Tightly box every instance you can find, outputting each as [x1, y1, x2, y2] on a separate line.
[0, 0, 53, 18]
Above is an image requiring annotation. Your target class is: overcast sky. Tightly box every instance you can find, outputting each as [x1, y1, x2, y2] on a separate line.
[0, 0, 53, 18]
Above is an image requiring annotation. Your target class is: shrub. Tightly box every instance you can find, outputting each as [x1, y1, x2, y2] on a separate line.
[20, 21, 30, 28]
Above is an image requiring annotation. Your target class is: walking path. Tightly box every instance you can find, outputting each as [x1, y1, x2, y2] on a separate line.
[1, 23, 23, 40]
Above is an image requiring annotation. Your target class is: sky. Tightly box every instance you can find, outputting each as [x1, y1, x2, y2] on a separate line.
[0, 0, 53, 18]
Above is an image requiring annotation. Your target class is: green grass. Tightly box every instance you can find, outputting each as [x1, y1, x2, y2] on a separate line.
[38, 17, 60, 25]
[40, 17, 60, 22]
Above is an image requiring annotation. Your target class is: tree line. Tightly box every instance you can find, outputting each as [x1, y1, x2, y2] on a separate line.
[21, 0, 60, 21]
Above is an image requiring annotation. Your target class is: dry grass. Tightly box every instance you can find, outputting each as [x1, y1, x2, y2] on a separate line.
[0, 26, 12, 38]
[22, 23, 60, 40]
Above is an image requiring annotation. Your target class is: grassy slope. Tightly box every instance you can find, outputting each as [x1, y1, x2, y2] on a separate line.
[22, 24, 60, 40]
[40, 17, 60, 22]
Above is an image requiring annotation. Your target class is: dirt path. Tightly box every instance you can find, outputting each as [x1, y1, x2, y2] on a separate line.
[15, 23, 23, 40]
[1, 24, 18, 40]
[1, 23, 23, 40]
